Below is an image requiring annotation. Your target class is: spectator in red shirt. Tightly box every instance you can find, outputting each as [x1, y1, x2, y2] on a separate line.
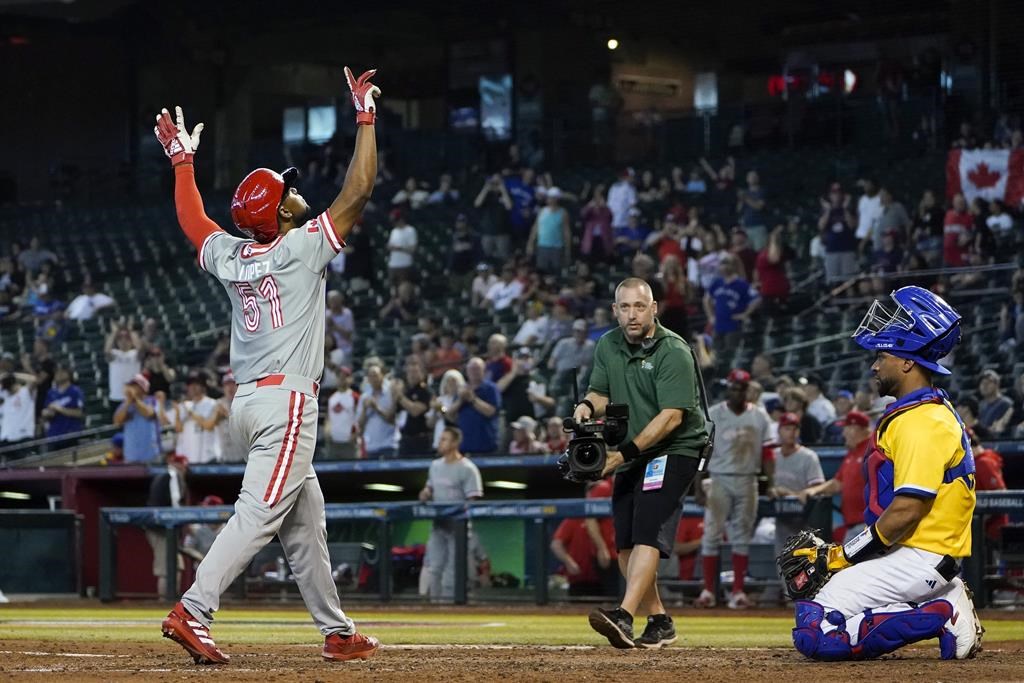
[656, 254, 692, 338]
[544, 416, 568, 454]
[549, 478, 618, 596]
[644, 214, 686, 267]
[942, 193, 972, 267]
[580, 187, 615, 264]
[754, 225, 791, 315]
[798, 410, 872, 543]
[729, 228, 757, 280]
[968, 428, 1009, 542]
[674, 516, 703, 580]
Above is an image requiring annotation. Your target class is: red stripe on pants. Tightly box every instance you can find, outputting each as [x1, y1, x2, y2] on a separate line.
[269, 393, 304, 506]
[264, 391, 301, 505]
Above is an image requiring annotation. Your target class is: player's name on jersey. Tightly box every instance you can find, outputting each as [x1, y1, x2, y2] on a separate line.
[238, 261, 273, 281]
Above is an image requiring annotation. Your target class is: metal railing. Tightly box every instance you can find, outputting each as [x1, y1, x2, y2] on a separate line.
[0, 424, 118, 468]
[797, 262, 1019, 319]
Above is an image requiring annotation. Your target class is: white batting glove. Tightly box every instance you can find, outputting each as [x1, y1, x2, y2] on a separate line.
[154, 105, 204, 166]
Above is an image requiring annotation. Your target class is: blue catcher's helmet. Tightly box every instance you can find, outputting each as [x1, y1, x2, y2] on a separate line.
[853, 286, 961, 375]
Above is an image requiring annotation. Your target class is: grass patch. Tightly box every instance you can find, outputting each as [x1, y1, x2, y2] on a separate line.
[0, 606, 1021, 648]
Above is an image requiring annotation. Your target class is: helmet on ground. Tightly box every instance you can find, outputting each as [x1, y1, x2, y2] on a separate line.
[230, 167, 299, 243]
[853, 285, 961, 375]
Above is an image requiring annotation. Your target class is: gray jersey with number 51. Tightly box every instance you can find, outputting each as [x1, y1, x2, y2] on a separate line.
[198, 210, 345, 384]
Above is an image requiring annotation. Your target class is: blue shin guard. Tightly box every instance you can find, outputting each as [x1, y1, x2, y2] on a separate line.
[793, 599, 954, 661]
[854, 600, 954, 660]
[793, 601, 853, 661]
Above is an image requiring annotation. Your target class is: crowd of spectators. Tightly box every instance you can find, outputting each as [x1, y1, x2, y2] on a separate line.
[2, 127, 1024, 466]
[298, 134, 1022, 458]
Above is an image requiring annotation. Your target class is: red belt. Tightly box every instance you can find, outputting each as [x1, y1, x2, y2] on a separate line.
[256, 374, 320, 398]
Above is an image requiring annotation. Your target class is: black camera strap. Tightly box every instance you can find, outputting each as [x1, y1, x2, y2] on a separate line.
[688, 343, 715, 473]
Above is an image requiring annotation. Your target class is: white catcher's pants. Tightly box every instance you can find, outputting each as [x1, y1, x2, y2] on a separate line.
[815, 545, 963, 644]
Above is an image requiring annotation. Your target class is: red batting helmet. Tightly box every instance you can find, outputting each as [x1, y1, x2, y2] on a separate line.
[230, 167, 299, 243]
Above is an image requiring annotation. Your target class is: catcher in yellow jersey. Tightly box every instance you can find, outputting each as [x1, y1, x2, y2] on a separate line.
[777, 286, 983, 660]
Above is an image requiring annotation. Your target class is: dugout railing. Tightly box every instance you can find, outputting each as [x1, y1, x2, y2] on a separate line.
[99, 493, 1022, 607]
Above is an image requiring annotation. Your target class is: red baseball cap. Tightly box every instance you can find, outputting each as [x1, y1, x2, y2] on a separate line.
[727, 368, 751, 385]
[200, 495, 224, 506]
[168, 453, 189, 468]
[778, 412, 801, 428]
[838, 410, 870, 428]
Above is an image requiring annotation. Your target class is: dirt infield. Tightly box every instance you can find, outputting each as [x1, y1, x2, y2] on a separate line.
[2, 639, 1023, 682]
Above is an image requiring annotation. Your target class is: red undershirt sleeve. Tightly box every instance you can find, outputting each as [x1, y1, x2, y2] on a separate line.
[174, 164, 224, 251]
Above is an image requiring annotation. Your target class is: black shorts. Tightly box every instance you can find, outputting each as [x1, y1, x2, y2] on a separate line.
[612, 454, 699, 559]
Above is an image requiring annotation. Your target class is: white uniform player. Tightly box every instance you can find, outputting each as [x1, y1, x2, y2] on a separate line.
[698, 368, 771, 609]
[767, 412, 824, 559]
[419, 427, 485, 601]
[155, 66, 382, 666]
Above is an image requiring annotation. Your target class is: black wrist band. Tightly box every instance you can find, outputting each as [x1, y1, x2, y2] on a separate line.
[620, 441, 640, 462]
[578, 399, 595, 417]
[842, 524, 888, 565]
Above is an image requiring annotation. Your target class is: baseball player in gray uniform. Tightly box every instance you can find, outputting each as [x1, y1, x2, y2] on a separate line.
[697, 368, 772, 609]
[154, 67, 382, 665]
[418, 426, 485, 600]
[767, 412, 825, 569]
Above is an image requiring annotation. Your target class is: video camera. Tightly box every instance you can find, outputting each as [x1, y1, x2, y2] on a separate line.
[556, 403, 630, 483]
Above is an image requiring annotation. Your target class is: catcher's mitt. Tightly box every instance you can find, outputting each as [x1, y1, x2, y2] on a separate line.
[776, 529, 833, 600]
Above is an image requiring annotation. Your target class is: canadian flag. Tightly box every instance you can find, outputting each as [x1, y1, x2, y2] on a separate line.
[946, 148, 1024, 205]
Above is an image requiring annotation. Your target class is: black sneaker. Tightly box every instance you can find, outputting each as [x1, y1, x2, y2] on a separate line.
[588, 607, 635, 648]
[634, 614, 677, 649]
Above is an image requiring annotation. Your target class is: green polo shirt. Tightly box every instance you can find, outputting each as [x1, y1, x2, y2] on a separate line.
[588, 321, 708, 470]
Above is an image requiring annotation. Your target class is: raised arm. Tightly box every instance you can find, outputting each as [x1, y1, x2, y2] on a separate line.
[326, 68, 380, 244]
[154, 107, 221, 252]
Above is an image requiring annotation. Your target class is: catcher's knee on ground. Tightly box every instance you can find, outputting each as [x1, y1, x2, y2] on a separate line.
[792, 600, 954, 661]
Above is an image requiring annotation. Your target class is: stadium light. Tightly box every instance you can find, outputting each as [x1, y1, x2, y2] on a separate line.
[487, 480, 528, 490]
[607, 38, 619, 51]
[843, 69, 858, 94]
[0, 491, 30, 500]
[363, 483, 404, 493]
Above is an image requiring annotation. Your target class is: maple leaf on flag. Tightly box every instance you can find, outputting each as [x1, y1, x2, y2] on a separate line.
[968, 162, 1001, 189]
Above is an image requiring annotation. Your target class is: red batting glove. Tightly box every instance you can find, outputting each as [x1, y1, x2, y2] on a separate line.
[345, 67, 381, 126]
[154, 106, 204, 166]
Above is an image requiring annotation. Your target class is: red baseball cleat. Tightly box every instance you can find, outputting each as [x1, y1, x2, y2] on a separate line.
[161, 601, 230, 665]
[322, 631, 380, 661]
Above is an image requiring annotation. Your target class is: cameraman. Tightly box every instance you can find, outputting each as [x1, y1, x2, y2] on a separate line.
[577, 277, 708, 649]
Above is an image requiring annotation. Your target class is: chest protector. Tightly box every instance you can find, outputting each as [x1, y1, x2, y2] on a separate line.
[863, 387, 975, 525]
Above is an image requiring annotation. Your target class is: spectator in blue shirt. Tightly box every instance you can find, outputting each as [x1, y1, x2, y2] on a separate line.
[113, 373, 162, 463]
[42, 364, 83, 445]
[614, 208, 649, 256]
[818, 182, 858, 283]
[587, 307, 615, 342]
[703, 254, 760, 353]
[736, 170, 768, 250]
[33, 283, 65, 343]
[454, 357, 501, 454]
[503, 167, 537, 238]
[978, 369, 1015, 437]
